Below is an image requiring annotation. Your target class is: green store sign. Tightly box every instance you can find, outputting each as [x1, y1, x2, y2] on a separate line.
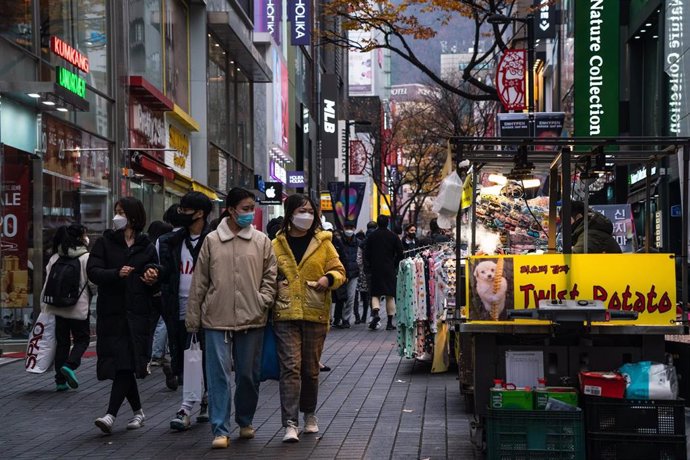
[56, 66, 87, 99]
[574, 0, 620, 137]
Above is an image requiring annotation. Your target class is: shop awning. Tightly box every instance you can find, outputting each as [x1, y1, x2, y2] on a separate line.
[192, 181, 220, 201]
[130, 152, 175, 181]
[128, 76, 174, 111]
[169, 104, 200, 132]
[208, 11, 272, 83]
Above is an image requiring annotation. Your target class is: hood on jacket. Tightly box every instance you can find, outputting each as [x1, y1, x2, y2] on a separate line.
[572, 211, 614, 239]
[58, 246, 89, 258]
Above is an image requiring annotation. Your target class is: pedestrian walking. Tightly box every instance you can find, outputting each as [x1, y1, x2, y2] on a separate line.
[271, 194, 345, 442]
[157, 192, 214, 430]
[87, 197, 160, 434]
[41, 224, 95, 392]
[355, 221, 377, 324]
[365, 215, 403, 331]
[336, 221, 360, 328]
[185, 187, 277, 449]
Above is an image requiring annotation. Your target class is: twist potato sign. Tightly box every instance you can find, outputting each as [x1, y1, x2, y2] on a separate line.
[467, 254, 676, 326]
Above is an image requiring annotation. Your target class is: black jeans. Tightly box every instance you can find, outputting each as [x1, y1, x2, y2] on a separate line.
[54, 315, 90, 384]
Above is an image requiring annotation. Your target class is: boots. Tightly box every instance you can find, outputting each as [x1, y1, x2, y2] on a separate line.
[368, 309, 380, 330]
[386, 315, 396, 331]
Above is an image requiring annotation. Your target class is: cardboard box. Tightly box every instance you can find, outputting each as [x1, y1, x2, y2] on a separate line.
[579, 372, 626, 399]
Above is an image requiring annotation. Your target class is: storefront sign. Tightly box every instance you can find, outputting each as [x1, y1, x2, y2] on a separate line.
[288, 0, 311, 46]
[655, 210, 663, 249]
[270, 160, 287, 183]
[254, 174, 266, 193]
[665, 0, 689, 135]
[466, 254, 675, 326]
[574, 0, 620, 137]
[165, 117, 191, 177]
[321, 74, 339, 158]
[56, 66, 87, 99]
[254, 0, 281, 44]
[130, 98, 165, 152]
[533, 0, 556, 40]
[287, 171, 306, 187]
[495, 49, 526, 111]
[321, 191, 333, 211]
[261, 181, 283, 205]
[590, 204, 636, 253]
[496, 112, 565, 150]
[628, 166, 657, 185]
[50, 36, 89, 73]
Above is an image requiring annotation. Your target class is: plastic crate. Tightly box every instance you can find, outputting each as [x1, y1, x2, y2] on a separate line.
[583, 396, 685, 436]
[587, 433, 687, 460]
[486, 409, 585, 460]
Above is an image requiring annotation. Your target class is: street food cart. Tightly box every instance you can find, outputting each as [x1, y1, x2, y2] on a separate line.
[447, 136, 690, 456]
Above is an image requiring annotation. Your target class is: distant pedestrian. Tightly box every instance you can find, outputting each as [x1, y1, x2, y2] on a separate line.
[355, 221, 377, 324]
[365, 215, 403, 330]
[87, 197, 160, 434]
[565, 200, 622, 254]
[401, 224, 419, 253]
[42, 224, 95, 392]
[427, 218, 451, 244]
[185, 187, 277, 449]
[157, 192, 213, 430]
[272, 194, 345, 442]
[336, 221, 360, 328]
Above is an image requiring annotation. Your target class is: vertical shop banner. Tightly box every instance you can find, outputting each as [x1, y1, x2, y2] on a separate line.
[281, 57, 289, 153]
[466, 254, 675, 326]
[665, 1, 689, 136]
[1, 148, 31, 308]
[254, 0, 281, 44]
[288, 0, 311, 46]
[328, 182, 366, 228]
[574, 0, 620, 137]
[321, 74, 339, 158]
[495, 49, 526, 111]
[590, 204, 636, 253]
[533, 0, 556, 40]
[349, 139, 367, 175]
[348, 31, 373, 95]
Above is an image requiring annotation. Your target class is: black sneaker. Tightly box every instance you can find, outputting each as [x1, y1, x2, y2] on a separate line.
[386, 323, 397, 331]
[368, 316, 380, 330]
[342, 320, 351, 329]
[163, 364, 178, 391]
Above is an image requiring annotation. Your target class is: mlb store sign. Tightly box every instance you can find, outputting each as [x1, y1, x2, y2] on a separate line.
[574, 0, 620, 137]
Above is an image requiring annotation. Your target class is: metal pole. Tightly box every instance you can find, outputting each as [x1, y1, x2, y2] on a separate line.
[682, 144, 689, 321]
[455, 143, 464, 310]
[345, 121, 350, 220]
[645, 162, 652, 253]
[548, 163, 558, 252]
[527, 14, 535, 138]
[470, 165, 478, 254]
[562, 147, 572, 253]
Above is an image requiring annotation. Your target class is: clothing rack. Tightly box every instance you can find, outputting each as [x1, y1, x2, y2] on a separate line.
[402, 242, 455, 255]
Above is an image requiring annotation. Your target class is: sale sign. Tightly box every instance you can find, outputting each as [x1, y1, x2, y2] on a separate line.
[1, 147, 31, 308]
[467, 254, 676, 326]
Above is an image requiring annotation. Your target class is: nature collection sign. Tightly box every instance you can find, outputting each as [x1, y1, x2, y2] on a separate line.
[466, 254, 675, 326]
[574, 0, 620, 137]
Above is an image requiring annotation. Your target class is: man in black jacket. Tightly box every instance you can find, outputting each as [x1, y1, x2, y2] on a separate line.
[158, 192, 213, 430]
[365, 215, 404, 330]
[335, 221, 360, 328]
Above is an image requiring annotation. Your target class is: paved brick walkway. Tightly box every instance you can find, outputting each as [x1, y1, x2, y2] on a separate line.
[0, 326, 475, 459]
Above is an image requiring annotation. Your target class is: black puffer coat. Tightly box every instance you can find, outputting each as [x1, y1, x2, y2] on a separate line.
[572, 212, 622, 254]
[87, 230, 160, 380]
[365, 227, 404, 297]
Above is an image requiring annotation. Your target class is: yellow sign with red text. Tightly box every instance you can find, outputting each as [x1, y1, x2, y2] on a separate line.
[466, 254, 676, 326]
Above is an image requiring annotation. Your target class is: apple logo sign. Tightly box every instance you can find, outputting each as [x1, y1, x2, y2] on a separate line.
[266, 186, 276, 199]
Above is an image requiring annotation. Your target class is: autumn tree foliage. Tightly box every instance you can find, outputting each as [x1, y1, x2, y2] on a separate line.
[322, 0, 519, 101]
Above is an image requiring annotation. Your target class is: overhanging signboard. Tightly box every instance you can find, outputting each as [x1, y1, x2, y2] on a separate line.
[288, 0, 311, 46]
[533, 0, 556, 40]
[574, 0, 620, 137]
[321, 74, 339, 158]
[56, 66, 87, 99]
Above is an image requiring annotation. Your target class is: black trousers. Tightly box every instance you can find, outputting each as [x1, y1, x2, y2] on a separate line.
[54, 315, 90, 384]
[358, 292, 370, 320]
[107, 371, 141, 416]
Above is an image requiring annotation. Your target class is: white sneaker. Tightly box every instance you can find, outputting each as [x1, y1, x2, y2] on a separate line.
[282, 421, 300, 442]
[126, 409, 145, 430]
[304, 413, 319, 433]
[95, 414, 115, 434]
[170, 410, 191, 431]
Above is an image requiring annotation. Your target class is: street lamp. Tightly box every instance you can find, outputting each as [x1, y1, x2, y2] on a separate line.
[344, 119, 372, 221]
[488, 13, 536, 136]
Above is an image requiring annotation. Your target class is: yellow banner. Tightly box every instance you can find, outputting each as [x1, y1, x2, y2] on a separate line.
[466, 254, 676, 326]
[461, 173, 473, 210]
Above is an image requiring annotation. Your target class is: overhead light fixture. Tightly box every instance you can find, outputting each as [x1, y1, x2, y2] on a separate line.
[237, 67, 240, 71]
[521, 178, 541, 189]
[214, 43, 220, 47]
[634, 35, 641, 39]
[57, 107, 68, 112]
[653, 35, 659, 39]
[640, 29, 646, 33]
[27, 93, 41, 98]
[645, 23, 652, 27]
[42, 100, 56, 106]
[488, 174, 508, 185]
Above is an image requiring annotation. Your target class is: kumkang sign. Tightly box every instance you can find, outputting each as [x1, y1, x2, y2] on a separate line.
[574, 0, 620, 137]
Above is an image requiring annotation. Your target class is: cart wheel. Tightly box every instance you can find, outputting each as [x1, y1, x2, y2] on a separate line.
[469, 415, 485, 454]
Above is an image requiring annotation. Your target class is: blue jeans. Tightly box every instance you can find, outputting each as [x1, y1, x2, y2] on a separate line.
[151, 317, 167, 359]
[205, 327, 264, 437]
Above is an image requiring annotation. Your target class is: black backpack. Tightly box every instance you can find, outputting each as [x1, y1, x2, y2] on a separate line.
[42, 256, 86, 307]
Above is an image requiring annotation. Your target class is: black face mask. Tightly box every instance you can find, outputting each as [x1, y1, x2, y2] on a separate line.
[407, 233, 416, 239]
[176, 212, 198, 228]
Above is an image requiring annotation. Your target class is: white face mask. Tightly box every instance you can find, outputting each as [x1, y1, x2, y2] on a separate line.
[83, 236, 90, 246]
[291, 212, 314, 231]
[344, 230, 355, 237]
[113, 214, 128, 231]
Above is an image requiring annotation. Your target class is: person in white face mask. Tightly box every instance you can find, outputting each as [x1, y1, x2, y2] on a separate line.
[271, 194, 346, 442]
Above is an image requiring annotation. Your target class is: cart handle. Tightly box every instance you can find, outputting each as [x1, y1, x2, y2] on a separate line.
[607, 310, 638, 320]
[507, 310, 537, 319]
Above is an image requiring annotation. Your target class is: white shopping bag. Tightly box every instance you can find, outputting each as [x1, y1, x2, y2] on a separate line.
[25, 312, 57, 374]
[183, 333, 204, 402]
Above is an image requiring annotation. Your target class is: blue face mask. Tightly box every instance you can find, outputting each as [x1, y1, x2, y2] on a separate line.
[235, 211, 255, 228]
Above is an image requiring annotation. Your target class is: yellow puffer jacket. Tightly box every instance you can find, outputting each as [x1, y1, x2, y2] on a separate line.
[272, 230, 346, 324]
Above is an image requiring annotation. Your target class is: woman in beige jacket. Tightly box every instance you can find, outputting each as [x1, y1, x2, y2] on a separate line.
[185, 187, 277, 449]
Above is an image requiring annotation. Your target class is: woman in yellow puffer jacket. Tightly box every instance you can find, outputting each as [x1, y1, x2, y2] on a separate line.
[272, 194, 345, 443]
